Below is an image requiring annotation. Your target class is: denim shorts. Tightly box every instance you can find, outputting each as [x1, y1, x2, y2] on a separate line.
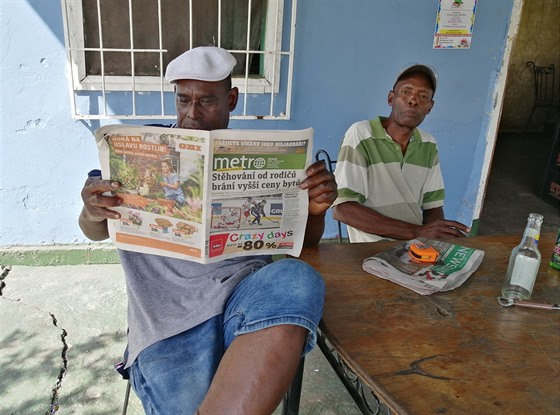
[129, 258, 325, 415]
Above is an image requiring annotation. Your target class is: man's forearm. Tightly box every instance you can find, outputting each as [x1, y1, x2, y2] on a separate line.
[423, 207, 445, 224]
[79, 208, 110, 241]
[303, 212, 326, 247]
[332, 202, 420, 240]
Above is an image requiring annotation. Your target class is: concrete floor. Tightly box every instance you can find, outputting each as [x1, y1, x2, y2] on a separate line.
[477, 129, 559, 236]
[0, 263, 362, 415]
[1, 130, 558, 415]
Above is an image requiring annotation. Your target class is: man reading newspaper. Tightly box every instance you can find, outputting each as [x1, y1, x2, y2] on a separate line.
[79, 47, 337, 415]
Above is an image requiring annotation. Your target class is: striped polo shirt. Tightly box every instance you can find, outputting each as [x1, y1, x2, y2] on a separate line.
[333, 116, 445, 242]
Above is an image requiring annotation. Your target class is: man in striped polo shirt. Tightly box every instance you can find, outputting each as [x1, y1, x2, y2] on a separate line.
[332, 64, 469, 243]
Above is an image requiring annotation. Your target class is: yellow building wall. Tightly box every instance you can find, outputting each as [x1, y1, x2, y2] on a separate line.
[500, 0, 560, 132]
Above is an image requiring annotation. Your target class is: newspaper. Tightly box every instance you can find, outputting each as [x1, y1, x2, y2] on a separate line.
[94, 124, 313, 264]
[362, 238, 485, 295]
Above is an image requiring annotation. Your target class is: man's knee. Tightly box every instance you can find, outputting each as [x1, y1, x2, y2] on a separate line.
[224, 258, 325, 344]
[264, 258, 326, 295]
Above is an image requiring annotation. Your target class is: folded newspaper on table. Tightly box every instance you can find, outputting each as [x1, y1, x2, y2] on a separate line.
[362, 238, 485, 295]
[94, 125, 312, 264]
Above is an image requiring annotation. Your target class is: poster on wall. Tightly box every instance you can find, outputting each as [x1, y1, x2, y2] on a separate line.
[433, 0, 477, 49]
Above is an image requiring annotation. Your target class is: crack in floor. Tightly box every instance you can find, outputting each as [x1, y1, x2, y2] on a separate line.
[0, 266, 69, 414]
[0, 265, 11, 296]
[48, 313, 69, 415]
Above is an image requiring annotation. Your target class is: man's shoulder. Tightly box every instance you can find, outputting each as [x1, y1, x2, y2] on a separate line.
[347, 117, 383, 133]
[343, 118, 381, 143]
[413, 127, 438, 144]
[348, 119, 374, 130]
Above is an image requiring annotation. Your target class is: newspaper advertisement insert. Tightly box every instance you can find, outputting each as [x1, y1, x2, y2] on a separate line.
[94, 125, 313, 264]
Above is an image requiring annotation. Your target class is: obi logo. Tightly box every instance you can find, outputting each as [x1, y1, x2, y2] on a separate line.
[270, 203, 283, 215]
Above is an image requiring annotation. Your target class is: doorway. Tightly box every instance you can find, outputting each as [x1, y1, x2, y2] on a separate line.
[477, 0, 560, 236]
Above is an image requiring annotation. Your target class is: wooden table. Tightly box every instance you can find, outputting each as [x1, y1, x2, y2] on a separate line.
[300, 233, 560, 415]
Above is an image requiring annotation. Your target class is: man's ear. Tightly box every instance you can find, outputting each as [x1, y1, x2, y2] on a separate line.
[426, 99, 435, 114]
[228, 87, 239, 111]
[387, 90, 395, 107]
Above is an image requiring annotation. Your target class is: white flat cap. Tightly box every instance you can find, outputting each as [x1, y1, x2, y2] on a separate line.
[165, 46, 237, 83]
[394, 63, 438, 96]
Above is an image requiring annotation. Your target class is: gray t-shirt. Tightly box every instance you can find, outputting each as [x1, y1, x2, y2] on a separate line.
[119, 249, 272, 368]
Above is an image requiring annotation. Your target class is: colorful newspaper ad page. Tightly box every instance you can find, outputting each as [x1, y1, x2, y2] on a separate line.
[94, 125, 313, 264]
[206, 128, 311, 261]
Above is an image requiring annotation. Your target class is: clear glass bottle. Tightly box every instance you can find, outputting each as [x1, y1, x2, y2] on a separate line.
[501, 213, 543, 300]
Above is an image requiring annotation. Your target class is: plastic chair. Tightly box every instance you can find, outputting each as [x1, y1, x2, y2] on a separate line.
[315, 149, 343, 243]
[525, 61, 559, 131]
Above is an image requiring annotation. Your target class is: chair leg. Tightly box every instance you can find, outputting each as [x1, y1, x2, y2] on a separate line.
[281, 357, 305, 415]
[337, 221, 343, 244]
[122, 381, 131, 415]
[524, 106, 537, 132]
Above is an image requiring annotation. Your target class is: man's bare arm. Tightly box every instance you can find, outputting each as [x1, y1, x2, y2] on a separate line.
[423, 206, 444, 224]
[421, 206, 470, 238]
[333, 202, 469, 240]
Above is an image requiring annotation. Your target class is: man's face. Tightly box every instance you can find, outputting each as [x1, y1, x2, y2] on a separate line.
[387, 73, 434, 130]
[174, 79, 239, 131]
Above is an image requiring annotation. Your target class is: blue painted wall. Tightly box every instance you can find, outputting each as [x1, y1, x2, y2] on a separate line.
[1, 0, 514, 246]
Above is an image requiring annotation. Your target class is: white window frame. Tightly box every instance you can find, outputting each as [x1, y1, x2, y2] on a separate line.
[61, 0, 297, 120]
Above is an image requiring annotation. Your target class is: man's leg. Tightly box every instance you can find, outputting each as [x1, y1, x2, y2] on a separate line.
[198, 325, 306, 415]
[198, 258, 325, 415]
[129, 316, 224, 415]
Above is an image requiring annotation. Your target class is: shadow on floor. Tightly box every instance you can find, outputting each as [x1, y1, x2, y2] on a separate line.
[478, 127, 559, 236]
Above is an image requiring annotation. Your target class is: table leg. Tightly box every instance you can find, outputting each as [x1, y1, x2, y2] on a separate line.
[317, 330, 389, 415]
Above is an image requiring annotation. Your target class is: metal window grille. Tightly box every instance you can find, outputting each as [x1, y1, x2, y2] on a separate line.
[61, 0, 297, 121]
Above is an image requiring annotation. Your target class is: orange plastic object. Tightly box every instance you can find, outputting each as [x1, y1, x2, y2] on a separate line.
[408, 242, 439, 263]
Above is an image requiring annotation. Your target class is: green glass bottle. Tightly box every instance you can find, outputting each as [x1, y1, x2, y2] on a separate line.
[550, 228, 560, 270]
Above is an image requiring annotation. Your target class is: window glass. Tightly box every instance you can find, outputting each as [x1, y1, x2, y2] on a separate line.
[82, 0, 266, 77]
